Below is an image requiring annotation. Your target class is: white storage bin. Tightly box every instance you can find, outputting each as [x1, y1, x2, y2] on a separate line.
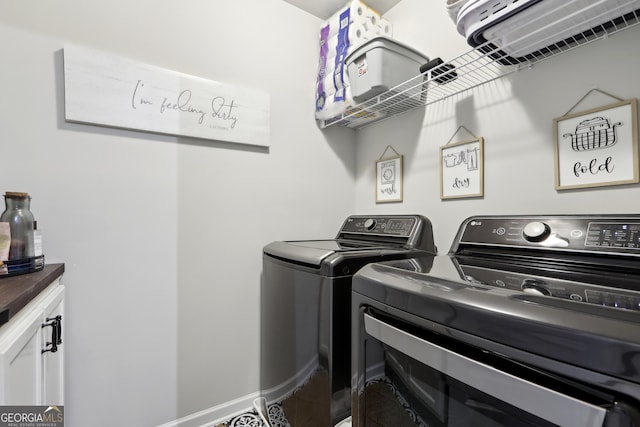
[345, 36, 429, 104]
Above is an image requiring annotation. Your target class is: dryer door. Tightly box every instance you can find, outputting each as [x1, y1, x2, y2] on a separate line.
[352, 308, 640, 427]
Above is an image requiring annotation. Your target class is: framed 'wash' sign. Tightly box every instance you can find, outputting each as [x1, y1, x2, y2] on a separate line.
[375, 155, 403, 203]
[554, 99, 638, 190]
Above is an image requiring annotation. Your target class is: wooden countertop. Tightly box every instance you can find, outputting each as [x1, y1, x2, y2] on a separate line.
[0, 263, 65, 327]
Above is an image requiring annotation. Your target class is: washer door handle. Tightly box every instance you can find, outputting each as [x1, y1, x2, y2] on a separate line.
[363, 313, 607, 427]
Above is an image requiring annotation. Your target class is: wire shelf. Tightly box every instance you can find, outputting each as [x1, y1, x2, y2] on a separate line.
[320, 2, 640, 129]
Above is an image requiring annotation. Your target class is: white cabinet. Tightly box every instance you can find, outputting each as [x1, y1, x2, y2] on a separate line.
[0, 277, 65, 405]
[0, 308, 40, 404]
[41, 286, 65, 405]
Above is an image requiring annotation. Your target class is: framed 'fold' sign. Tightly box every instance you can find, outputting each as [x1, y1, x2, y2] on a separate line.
[554, 98, 638, 190]
[63, 44, 270, 147]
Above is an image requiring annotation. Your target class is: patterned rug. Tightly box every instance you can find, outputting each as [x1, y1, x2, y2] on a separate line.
[213, 402, 290, 427]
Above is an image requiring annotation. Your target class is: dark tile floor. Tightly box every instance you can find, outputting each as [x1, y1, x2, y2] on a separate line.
[361, 379, 427, 427]
[214, 372, 327, 427]
[213, 376, 424, 427]
[214, 403, 289, 427]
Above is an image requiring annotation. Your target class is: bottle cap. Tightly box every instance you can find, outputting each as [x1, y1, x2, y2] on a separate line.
[4, 192, 30, 198]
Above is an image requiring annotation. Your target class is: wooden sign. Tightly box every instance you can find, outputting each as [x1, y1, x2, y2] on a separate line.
[63, 44, 270, 147]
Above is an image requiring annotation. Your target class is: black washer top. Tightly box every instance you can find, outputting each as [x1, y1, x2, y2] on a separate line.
[263, 215, 436, 276]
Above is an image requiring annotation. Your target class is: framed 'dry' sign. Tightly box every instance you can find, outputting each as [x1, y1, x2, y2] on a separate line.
[440, 137, 484, 199]
[554, 98, 638, 190]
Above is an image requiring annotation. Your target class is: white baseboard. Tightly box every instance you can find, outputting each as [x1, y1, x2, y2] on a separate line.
[156, 391, 260, 427]
[157, 356, 319, 427]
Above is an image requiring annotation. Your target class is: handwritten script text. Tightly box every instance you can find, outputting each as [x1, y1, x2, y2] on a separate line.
[131, 80, 238, 129]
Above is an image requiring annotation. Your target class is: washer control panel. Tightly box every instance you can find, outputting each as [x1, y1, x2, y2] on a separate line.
[457, 215, 640, 253]
[341, 216, 417, 236]
[337, 215, 436, 253]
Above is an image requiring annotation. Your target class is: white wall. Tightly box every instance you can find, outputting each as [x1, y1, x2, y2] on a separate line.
[4, 0, 637, 425]
[0, 1, 356, 426]
[357, 0, 640, 252]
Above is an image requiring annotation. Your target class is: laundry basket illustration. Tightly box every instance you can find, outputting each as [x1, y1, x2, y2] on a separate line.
[563, 117, 622, 151]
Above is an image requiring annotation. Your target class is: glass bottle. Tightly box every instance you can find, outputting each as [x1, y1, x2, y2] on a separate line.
[0, 192, 35, 260]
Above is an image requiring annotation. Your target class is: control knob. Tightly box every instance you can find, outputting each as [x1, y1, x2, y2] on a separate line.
[522, 279, 551, 296]
[523, 221, 551, 242]
[364, 218, 376, 230]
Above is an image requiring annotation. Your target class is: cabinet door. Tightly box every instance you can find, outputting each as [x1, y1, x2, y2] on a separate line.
[41, 285, 65, 405]
[0, 309, 42, 405]
[0, 279, 65, 406]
